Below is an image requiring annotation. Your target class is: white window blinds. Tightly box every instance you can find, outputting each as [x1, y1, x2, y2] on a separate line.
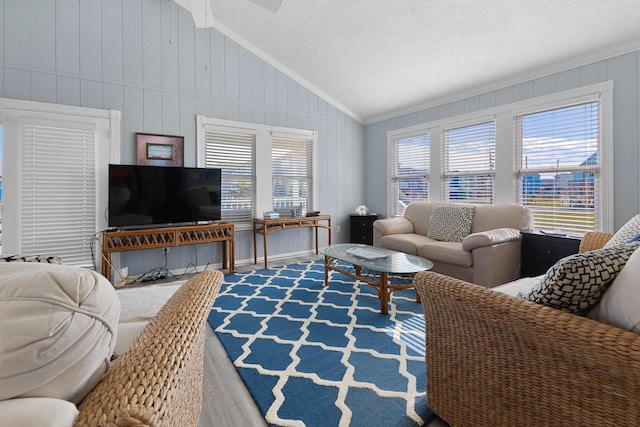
[391, 134, 429, 216]
[202, 129, 255, 224]
[515, 101, 600, 233]
[272, 137, 313, 215]
[442, 121, 495, 204]
[20, 123, 96, 265]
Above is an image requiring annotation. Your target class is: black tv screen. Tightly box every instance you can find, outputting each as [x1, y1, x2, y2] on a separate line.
[108, 164, 222, 228]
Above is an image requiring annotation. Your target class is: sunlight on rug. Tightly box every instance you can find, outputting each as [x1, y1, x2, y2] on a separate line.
[208, 260, 433, 427]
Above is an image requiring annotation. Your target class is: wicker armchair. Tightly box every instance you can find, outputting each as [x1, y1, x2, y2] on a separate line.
[414, 231, 640, 427]
[74, 269, 223, 427]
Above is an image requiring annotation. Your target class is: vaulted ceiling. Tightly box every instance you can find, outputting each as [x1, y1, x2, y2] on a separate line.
[205, 0, 640, 123]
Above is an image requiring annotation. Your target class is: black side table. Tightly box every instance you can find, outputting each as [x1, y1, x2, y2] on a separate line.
[521, 230, 582, 277]
[349, 214, 380, 245]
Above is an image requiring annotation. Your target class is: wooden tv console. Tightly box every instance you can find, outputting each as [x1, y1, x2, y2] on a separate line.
[101, 222, 235, 282]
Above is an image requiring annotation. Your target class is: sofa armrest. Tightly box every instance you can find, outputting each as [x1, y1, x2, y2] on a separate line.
[461, 227, 522, 251]
[579, 231, 614, 252]
[414, 271, 640, 427]
[372, 217, 415, 246]
[74, 269, 224, 427]
[372, 217, 414, 236]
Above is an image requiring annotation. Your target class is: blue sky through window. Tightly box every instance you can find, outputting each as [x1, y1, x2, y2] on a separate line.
[521, 102, 598, 169]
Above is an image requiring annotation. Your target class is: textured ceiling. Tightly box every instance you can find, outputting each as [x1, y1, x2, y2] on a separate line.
[209, 0, 640, 123]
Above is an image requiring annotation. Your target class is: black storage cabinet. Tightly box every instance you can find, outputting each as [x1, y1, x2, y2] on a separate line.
[349, 214, 379, 245]
[521, 231, 582, 277]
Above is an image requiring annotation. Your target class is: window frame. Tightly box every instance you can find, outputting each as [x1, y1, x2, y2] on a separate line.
[0, 98, 121, 266]
[441, 119, 496, 204]
[197, 116, 318, 231]
[387, 129, 431, 217]
[385, 81, 613, 233]
[199, 123, 257, 225]
[514, 99, 603, 233]
[271, 135, 315, 216]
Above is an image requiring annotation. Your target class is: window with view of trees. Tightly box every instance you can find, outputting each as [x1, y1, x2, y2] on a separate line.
[515, 101, 600, 233]
[442, 121, 495, 204]
[391, 133, 429, 216]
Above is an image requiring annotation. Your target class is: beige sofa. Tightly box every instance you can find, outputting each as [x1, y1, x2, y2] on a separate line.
[373, 201, 532, 287]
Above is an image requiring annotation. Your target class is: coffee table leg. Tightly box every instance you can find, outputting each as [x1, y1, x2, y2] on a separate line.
[324, 256, 329, 287]
[380, 272, 389, 315]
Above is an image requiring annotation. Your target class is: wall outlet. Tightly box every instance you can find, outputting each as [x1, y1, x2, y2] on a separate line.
[162, 247, 170, 253]
[336, 225, 341, 233]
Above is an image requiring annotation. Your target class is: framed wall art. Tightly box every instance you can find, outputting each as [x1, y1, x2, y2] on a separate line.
[135, 133, 184, 167]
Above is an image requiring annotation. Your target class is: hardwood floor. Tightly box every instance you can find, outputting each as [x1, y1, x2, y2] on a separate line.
[199, 325, 267, 427]
[197, 255, 449, 427]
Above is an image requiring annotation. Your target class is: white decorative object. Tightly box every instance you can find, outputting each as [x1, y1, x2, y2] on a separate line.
[355, 205, 368, 215]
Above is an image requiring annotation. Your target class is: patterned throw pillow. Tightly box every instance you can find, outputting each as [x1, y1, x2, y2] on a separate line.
[0, 254, 63, 264]
[605, 213, 640, 248]
[519, 242, 640, 315]
[426, 205, 475, 242]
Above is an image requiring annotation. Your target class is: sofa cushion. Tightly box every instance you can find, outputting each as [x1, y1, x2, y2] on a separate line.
[402, 201, 435, 236]
[117, 281, 183, 323]
[114, 321, 148, 358]
[604, 213, 640, 248]
[594, 244, 640, 333]
[493, 275, 543, 297]
[426, 205, 475, 242]
[471, 203, 532, 233]
[0, 262, 120, 404]
[379, 233, 434, 255]
[0, 397, 79, 427]
[417, 241, 473, 267]
[113, 281, 184, 358]
[518, 243, 639, 315]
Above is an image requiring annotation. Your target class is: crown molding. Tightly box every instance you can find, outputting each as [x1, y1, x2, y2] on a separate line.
[365, 39, 640, 125]
[174, 0, 215, 28]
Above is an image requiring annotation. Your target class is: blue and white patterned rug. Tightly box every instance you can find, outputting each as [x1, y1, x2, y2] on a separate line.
[207, 259, 433, 427]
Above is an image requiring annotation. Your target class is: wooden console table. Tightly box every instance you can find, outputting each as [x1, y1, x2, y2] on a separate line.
[253, 215, 332, 269]
[101, 223, 235, 282]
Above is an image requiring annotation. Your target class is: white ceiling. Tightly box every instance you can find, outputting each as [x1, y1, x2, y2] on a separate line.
[208, 0, 640, 124]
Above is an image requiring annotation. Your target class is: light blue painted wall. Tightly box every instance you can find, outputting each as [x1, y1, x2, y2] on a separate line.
[0, 0, 365, 274]
[365, 50, 640, 230]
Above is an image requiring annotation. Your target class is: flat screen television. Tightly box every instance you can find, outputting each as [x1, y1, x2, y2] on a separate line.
[108, 164, 222, 228]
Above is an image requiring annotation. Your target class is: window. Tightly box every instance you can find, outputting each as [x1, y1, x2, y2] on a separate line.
[515, 101, 600, 233]
[201, 128, 255, 224]
[1, 99, 119, 266]
[20, 123, 96, 263]
[390, 133, 429, 216]
[441, 121, 495, 204]
[386, 82, 612, 231]
[272, 136, 313, 216]
[197, 116, 317, 228]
